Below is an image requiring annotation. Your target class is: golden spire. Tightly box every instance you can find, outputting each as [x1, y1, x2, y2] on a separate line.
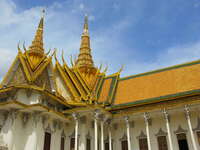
[28, 9, 45, 56]
[76, 15, 94, 71]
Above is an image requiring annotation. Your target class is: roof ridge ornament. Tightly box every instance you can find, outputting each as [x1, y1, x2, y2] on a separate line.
[75, 15, 95, 71]
[28, 9, 45, 56]
[83, 14, 89, 35]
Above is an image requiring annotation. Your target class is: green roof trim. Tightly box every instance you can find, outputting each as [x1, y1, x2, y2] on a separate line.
[96, 76, 106, 100]
[109, 89, 200, 109]
[120, 59, 200, 81]
[107, 75, 119, 103]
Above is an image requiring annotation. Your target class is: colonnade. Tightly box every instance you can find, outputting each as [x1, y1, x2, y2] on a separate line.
[72, 105, 199, 150]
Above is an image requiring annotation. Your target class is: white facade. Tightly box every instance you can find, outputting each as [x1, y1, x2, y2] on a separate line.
[0, 96, 200, 150]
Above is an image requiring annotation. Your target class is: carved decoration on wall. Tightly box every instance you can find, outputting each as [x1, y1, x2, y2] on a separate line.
[32, 111, 41, 128]
[61, 129, 66, 138]
[155, 128, 167, 137]
[9, 109, 18, 126]
[174, 125, 187, 134]
[119, 133, 127, 141]
[193, 117, 200, 131]
[45, 124, 52, 133]
[86, 131, 91, 139]
[21, 112, 30, 127]
[137, 131, 147, 139]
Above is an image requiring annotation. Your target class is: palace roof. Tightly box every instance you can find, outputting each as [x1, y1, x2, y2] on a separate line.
[1, 13, 200, 114]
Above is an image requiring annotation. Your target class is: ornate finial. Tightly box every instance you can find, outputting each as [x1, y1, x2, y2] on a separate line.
[83, 14, 89, 34]
[62, 50, 67, 65]
[42, 9, 45, 18]
[118, 65, 124, 73]
[23, 41, 27, 52]
[54, 48, 58, 62]
[70, 55, 74, 67]
[28, 10, 45, 56]
[17, 41, 22, 53]
[76, 15, 95, 71]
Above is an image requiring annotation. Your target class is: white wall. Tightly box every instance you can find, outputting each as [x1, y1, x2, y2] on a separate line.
[0, 106, 199, 150]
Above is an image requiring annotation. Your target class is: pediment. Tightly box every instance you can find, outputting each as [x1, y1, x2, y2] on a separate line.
[1, 52, 55, 91]
[18, 51, 52, 82]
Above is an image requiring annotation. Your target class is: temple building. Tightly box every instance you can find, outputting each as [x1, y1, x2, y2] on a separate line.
[0, 12, 200, 150]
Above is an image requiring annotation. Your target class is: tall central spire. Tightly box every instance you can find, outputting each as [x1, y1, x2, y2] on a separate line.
[28, 10, 45, 56]
[75, 15, 94, 72]
[26, 10, 46, 70]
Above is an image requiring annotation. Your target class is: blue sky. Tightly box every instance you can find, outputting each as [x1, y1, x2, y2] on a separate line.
[0, 0, 200, 79]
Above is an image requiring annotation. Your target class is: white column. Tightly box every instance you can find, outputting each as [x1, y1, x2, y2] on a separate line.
[144, 112, 151, 150]
[107, 119, 112, 150]
[184, 105, 198, 150]
[101, 121, 104, 150]
[73, 113, 79, 150]
[109, 127, 112, 150]
[125, 117, 131, 150]
[8, 110, 18, 150]
[163, 109, 174, 150]
[94, 112, 99, 150]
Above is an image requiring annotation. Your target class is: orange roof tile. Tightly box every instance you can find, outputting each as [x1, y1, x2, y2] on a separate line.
[98, 78, 112, 103]
[114, 61, 200, 105]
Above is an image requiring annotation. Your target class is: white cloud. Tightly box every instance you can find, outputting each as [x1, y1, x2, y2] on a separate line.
[79, 3, 85, 10]
[0, 0, 200, 81]
[121, 41, 200, 77]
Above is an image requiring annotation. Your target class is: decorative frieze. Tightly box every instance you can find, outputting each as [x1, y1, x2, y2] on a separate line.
[21, 112, 30, 127]
[174, 125, 187, 134]
[155, 128, 167, 137]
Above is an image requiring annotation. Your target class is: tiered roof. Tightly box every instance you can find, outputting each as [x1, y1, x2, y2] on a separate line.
[1, 12, 200, 114]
